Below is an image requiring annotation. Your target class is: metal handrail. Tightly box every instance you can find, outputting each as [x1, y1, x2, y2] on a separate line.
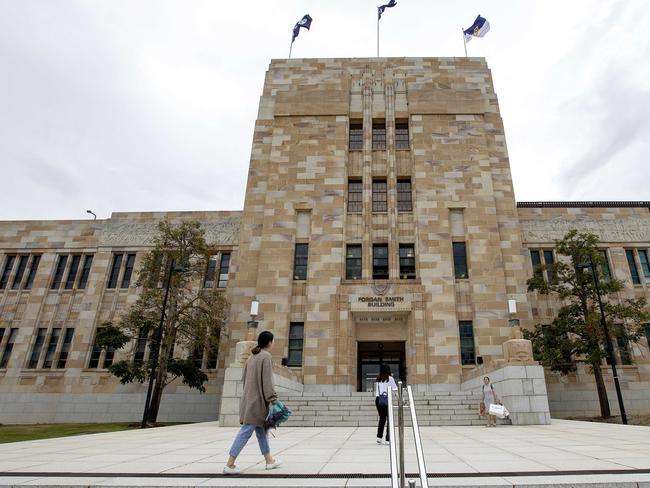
[387, 387, 399, 488]
[397, 381, 405, 488]
[407, 385, 429, 488]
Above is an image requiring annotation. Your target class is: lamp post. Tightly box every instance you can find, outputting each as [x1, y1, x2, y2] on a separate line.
[246, 298, 260, 341]
[140, 258, 187, 428]
[86, 210, 97, 220]
[577, 254, 628, 425]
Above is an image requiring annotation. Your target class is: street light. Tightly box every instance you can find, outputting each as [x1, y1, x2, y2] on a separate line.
[246, 298, 260, 340]
[86, 210, 97, 220]
[141, 258, 188, 428]
[577, 254, 628, 425]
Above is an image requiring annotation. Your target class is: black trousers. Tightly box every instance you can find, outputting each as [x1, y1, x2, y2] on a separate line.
[375, 397, 390, 441]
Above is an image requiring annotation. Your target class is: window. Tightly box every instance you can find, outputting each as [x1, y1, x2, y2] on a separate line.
[204, 255, 218, 288]
[89, 329, 115, 369]
[88, 339, 102, 369]
[64, 255, 81, 290]
[347, 180, 363, 213]
[0, 255, 16, 289]
[645, 324, 650, 347]
[372, 179, 387, 212]
[11, 255, 29, 290]
[134, 329, 148, 364]
[544, 250, 556, 283]
[42, 328, 62, 368]
[0, 328, 18, 368]
[287, 322, 304, 367]
[77, 255, 93, 289]
[346, 245, 362, 280]
[397, 179, 412, 212]
[121, 254, 136, 288]
[399, 244, 416, 279]
[217, 253, 231, 288]
[459, 321, 476, 365]
[395, 121, 410, 150]
[57, 329, 74, 369]
[28, 328, 47, 368]
[373, 244, 389, 279]
[617, 334, 632, 366]
[51, 255, 68, 289]
[529, 249, 555, 283]
[453, 242, 468, 279]
[107, 254, 123, 289]
[24, 255, 41, 290]
[372, 121, 386, 150]
[639, 250, 650, 284]
[599, 250, 612, 281]
[293, 243, 309, 280]
[626, 249, 641, 285]
[349, 121, 363, 150]
[530, 250, 542, 273]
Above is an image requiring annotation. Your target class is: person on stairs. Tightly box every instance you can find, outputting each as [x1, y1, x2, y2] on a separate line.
[482, 376, 499, 428]
[374, 364, 398, 445]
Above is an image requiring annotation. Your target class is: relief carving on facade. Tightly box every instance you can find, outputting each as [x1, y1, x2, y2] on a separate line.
[521, 216, 650, 243]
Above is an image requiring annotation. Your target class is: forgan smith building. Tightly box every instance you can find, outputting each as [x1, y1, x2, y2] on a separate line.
[1, 58, 649, 424]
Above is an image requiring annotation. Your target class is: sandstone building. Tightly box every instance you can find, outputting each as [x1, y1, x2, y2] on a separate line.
[1, 58, 649, 423]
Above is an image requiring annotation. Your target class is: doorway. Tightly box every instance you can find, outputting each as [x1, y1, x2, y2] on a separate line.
[357, 341, 406, 392]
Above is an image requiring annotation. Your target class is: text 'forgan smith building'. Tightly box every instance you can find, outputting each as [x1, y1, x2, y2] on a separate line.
[1, 57, 650, 424]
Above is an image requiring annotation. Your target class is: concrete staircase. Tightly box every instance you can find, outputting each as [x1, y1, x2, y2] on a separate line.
[280, 391, 510, 427]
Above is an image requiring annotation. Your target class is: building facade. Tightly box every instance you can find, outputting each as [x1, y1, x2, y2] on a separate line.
[1, 58, 649, 423]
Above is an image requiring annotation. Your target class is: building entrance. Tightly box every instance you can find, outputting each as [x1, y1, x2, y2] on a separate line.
[357, 341, 406, 392]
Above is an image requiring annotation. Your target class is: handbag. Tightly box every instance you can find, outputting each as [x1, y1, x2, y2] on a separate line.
[377, 391, 389, 408]
[265, 400, 292, 430]
[488, 403, 506, 419]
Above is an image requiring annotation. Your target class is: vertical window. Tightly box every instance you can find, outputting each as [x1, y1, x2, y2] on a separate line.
[0, 328, 4, 345]
[287, 322, 304, 367]
[397, 179, 412, 212]
[134, 329, 148, 364]
[88, 338, 102, 368]
[543, 250, 556, 283]
[372, 120, 386, 150]
[64, 255, 81, 289]
[346, 245, 362, 280]
[395, 121, 410, 150]
[104, 344, 116, 367]
[217, 253, 231, 288]
[617, 334, 632, 365]
[293, 244, 309, 280]
[77, 255, 93, 289]
[349, 121, 363, 150]
[24, 255, 41, 290]
[0, 255, 16, 289]
[121, 254, 136, 288]
[639, 250, 650, 284]
[89, 330, 115, 369]
[373, 244, 389, 279]
[204, 255, 218, 288]
[399, 244, 416, 279]
[626, 250, 640, 285]
[107, 254, 123, 288]
[206, 328, 220, 369]
[530, 250, 542, 273]
[28, 328, 47, 368]
[645, 324, 650, 348]
[347, 180, 363, 213]
[372, 179, 387, 212]
[459, 321, 476, 365]
[51, 255, 68, 289]
[0, 328, 18, 368]
[42, 328, 62, 368]
[57, 329, 74, 369]
[11, 255, 29, 290]
[599, 250, 612, 281]
[453, 242, 468, 279]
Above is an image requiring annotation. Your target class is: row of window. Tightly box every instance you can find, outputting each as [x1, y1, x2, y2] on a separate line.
[348, 120, 410, 151]
[0, 255, 41, 290]
[348, 178, 412, 213]
[0, 327, 74, 369]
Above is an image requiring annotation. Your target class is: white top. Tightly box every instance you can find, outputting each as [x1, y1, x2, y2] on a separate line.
[374, 376, 398, 397]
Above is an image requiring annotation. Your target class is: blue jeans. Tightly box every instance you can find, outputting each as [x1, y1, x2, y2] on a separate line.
[229, 424, 270, 457]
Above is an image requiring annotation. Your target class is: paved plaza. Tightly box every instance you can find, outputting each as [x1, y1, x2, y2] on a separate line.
[2, 420, 650, 486]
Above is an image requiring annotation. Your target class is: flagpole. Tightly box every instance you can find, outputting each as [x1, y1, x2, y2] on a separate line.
[462, 28, 467, 57]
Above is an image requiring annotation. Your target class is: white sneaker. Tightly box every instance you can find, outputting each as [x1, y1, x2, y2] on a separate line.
[222, 465, 240, 475]
[376, 438, 383, 444]
[265, 459, 282, 470]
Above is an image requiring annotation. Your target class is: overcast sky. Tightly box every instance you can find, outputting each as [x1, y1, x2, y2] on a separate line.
[1, 0, 648, 221]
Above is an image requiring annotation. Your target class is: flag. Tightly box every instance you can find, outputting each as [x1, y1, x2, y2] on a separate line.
[463, 15, 490, 43]
[292, 14, 313, 43]
[378, 0, 397, 20]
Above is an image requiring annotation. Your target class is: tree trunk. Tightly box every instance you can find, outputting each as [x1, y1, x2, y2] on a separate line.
[147, 298, 177, 424]
[593, 362, 611, 418]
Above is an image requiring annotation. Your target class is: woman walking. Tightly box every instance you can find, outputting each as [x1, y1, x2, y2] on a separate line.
[482, 376, 499, 427]
[223, 331, 282, 474]
[374, 364, 398, 445]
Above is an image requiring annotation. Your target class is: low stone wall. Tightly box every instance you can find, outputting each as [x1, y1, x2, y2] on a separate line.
[0, 392, 219, 424]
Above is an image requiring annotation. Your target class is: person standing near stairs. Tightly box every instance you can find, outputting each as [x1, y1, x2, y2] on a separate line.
[482, 376, 499, 427]
[374, 364, 398, 445]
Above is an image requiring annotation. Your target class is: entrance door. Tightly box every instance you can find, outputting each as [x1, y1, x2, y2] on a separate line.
[357, 342, 406, 392]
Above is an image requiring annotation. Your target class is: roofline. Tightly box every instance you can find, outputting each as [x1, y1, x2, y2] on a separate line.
[517, 201, 650, 209]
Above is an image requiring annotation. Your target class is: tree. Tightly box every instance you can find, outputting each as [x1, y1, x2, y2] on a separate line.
[524, 230, 648, 419]
[96, 220, 229, 425]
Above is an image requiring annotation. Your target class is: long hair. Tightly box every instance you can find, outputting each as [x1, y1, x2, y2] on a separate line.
[377, 364, 392, 383]
[252, 330, 274, 355]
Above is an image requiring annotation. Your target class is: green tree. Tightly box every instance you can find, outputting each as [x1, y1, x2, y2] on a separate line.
[96, 220, 229, 426]
[524, 230, 648, 419]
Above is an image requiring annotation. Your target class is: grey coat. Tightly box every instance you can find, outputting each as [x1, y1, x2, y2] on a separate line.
[239, 349, 277, 427]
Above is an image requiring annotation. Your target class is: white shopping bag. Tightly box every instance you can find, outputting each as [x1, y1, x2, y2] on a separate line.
[488, 404, 506, 418]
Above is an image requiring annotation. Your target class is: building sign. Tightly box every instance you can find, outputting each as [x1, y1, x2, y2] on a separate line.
[350, 294, 412, 312]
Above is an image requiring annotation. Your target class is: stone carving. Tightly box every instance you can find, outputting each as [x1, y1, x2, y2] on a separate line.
[521, 216, 650, 243]
[502, 326, 536, 364]
[231, 340, 257, 367]
[99, 217, 241, 247]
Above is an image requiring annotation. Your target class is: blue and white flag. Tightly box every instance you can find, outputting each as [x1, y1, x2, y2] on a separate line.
[378, 0, 397, 20]
[463, 15, 490, 42]
[292, 14, 313, 43]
